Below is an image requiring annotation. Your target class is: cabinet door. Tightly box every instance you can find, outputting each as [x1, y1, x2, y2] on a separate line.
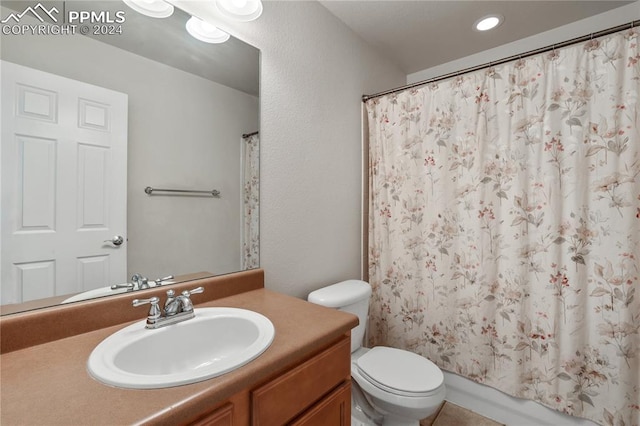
[290, 382, 351, 426]
[252, 336, 351, 425]
[190, 403, 233, 426]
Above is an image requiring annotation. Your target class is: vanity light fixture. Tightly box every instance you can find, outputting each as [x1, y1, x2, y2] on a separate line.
[474, 14, 503, 31]
[186, 16, 231, 44]
[123, 0, 263, 44]
[215, 0, 263, 22]
[122, 0, 174, 18]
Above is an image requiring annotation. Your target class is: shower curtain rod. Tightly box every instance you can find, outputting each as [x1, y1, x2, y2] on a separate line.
[242, 131, 259, 138]
[362, 20, 638, 102]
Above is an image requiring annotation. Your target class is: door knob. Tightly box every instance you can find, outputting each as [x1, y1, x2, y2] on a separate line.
[104, 235, 124, 246]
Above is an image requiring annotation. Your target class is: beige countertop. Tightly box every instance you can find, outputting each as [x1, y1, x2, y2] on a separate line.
[0, 288, 358, 425]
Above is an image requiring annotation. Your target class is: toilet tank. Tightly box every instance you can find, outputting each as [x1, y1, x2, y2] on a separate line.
[308, 280, 371, 353]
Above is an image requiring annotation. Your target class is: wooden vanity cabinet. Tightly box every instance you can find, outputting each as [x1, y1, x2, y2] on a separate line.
[189, 391, 250, 426]
[191, 403, 235, 426]
[189, 334, 351, 426]
[289, 381, 351, 426]
[252, 335, 351, 425]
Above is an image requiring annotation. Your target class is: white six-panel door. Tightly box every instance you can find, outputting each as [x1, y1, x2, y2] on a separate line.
[1, 60, 128, 304]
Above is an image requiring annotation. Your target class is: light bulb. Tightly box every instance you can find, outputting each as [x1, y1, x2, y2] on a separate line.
[186, 16, 230, 43]
[122, 0, 173, 18]
[215, 0, 263, 22]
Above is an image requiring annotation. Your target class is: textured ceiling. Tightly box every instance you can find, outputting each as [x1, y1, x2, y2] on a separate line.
[320, 0, 636, 74]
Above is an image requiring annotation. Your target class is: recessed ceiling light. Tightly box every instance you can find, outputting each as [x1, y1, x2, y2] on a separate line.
[122, 0, 174, 18]
[474, 14, 503, 32]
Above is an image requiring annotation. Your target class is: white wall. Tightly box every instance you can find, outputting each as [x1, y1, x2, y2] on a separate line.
[408, 2, 640, 84]
[1, 9, 259, 280]
[173, 1, 406, 297]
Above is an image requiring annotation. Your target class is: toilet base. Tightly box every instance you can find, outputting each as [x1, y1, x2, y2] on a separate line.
[351, 410, 424, 426]
[352, 378, 382, 425]
[351, 414, 375, 426]
[351, 411, 422, 426]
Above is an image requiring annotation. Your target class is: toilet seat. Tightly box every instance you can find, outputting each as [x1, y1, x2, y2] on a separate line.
[356, 346, 444, 397]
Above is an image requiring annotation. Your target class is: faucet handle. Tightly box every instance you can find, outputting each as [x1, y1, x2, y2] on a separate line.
[132, 296, 160, 307]
[181, 286, 204, 298]
[178, 287, 204, 313]
[153, 275, 174, 287]
[111, 282, 135, 291]
[132, 296, 161, 324]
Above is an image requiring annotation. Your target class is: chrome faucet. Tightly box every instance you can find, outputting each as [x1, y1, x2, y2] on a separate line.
[132, 274, 150, 289]
[164, 288, 200, 315]
[132, 286, 204, 329]
[111, 273, 146, 291]
[164, 289, 180, 315]
[110, 274, 174, 292]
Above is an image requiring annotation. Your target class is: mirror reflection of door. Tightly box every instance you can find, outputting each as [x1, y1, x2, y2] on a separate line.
[1, 61, 128, 304]
[0, 1, 259, 312]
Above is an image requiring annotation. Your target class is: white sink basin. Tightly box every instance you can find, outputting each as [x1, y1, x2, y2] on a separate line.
[87, 307, 275, 389]
[61, 286, 129, 304]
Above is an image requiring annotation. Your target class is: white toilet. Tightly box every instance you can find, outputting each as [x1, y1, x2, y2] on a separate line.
[308, 280, 446, 426]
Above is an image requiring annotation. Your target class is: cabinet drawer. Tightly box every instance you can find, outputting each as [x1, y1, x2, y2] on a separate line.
[291, 381, 351, 426]
[251, 336, 350, 425]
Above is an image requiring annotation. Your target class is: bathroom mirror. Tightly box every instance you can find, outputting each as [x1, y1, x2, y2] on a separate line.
[0, 1, 260, 314]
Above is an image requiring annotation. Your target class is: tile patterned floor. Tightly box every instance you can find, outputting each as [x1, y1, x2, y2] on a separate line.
[421, 401, 504, 426]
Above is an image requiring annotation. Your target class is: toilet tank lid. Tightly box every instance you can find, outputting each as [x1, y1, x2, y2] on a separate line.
[307, 280, 371, 308]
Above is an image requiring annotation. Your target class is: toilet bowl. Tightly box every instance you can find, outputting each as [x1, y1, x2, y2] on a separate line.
[308, 280, 446, 426]
[351, 347, 445, 425]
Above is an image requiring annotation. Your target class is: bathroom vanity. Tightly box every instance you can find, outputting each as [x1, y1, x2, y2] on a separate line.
[0, 270, 357, 425]
[195, 336, 351, 426]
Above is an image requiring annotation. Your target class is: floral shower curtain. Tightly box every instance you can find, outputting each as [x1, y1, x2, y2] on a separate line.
[366, 28, 639, 426]
[242, 132, 259, 270]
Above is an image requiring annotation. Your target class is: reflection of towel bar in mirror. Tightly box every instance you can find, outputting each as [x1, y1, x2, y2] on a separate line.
[144, 186, 221, 197]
